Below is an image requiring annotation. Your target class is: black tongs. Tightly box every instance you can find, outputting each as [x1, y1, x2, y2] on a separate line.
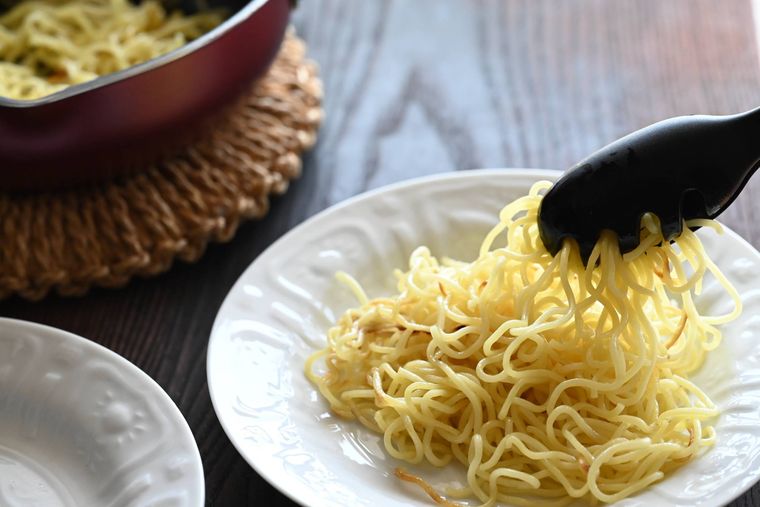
[538, 107, 760, 263]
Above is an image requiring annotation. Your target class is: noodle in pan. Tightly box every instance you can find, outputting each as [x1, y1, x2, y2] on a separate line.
[0, 0, 223, 99]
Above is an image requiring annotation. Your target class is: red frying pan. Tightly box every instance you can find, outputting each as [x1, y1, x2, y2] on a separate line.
[0, 0, 292, 190]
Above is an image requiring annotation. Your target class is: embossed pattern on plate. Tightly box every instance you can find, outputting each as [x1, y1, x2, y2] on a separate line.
[208, 169, 760, 507]
[0, 319, 204, 507]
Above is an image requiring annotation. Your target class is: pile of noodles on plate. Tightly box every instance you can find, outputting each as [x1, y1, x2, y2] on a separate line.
[0, 0, 223, 99]
[306, 181, 741, 506]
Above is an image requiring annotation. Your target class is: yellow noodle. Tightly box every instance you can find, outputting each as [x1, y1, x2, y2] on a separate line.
[305, 181, 741, 505]
[0, 0, 223, 100]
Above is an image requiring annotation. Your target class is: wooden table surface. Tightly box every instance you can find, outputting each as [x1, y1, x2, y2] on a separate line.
[3, 1, 760, 505]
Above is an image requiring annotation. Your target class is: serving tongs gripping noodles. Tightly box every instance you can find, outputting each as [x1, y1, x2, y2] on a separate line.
[538, 106, 760, 263]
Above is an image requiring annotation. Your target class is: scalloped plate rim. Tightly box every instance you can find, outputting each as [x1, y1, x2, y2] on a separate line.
[208, 168, 760, 507]
[0, 317, 205, 506]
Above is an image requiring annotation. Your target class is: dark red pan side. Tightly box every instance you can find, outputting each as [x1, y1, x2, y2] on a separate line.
[0, 0, 291, 190]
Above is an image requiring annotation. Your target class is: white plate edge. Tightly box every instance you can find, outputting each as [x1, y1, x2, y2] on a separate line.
[0, 317, 206, 507]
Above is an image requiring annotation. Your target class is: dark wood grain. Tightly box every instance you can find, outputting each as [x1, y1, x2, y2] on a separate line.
[2, 1, 760, 505]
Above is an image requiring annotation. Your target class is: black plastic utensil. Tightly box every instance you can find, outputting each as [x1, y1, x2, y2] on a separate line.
[538, 107, 760, 263]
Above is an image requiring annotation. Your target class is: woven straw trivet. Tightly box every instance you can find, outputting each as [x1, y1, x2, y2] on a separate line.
[0, 31, 322, 301]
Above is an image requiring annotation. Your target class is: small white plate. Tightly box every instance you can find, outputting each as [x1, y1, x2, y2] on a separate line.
[0, 318, 204, 507]
[208, 169, 760, 507]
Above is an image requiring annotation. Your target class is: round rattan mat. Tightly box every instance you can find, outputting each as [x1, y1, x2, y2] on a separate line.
[0, 31, 322, 301]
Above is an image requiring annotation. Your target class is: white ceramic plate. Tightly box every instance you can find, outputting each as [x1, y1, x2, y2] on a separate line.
[208, 169, 760, 507]
[0, 318, 204, 507]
